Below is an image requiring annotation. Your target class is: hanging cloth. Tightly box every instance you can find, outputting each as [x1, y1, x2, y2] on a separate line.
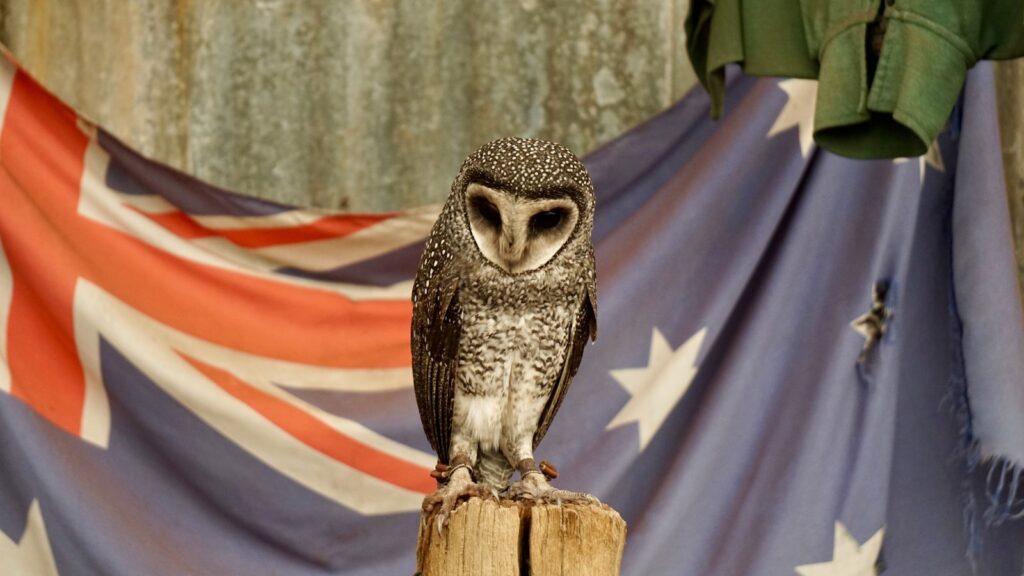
[686, 0, 1024, 158]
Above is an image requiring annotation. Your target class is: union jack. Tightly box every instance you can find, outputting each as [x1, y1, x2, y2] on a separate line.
[0, 52, 434, 517]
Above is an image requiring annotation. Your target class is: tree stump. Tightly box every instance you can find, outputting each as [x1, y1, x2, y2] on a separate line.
[415, 498, 626, 576]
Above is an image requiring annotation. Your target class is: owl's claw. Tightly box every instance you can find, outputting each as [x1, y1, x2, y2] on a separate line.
[422, 476, 498, 532]
[505, 471, 600, 506]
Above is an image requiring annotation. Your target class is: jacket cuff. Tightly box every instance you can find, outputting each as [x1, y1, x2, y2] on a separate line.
[815, 9, 972, 159]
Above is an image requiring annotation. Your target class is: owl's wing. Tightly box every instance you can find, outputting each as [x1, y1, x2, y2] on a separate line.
[411, 271, 461, 465]
[532, 280, 597, 449]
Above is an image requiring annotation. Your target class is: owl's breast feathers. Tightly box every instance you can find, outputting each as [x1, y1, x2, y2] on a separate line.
[412, 258, 596, 463]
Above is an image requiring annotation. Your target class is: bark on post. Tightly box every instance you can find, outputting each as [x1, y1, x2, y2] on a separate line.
[416, 498, 626, 576]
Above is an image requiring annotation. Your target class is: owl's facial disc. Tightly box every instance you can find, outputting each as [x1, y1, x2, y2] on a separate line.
[465, 183, 579, 274]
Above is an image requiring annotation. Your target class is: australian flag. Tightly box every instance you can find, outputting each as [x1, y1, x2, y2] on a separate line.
[0, 47, 1021, 575]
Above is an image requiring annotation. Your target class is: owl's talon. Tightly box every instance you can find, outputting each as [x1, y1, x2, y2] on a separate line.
[504, 470, 599, 506]
[537, 488, 600, 506]
[422, 478, 497, 532]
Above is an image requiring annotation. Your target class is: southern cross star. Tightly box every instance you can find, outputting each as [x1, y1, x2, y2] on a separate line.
[893, 138, 944, 185]
[768, 79, 818, 158]
[606, 327, 707, 451]
[795, 522, 885, 576]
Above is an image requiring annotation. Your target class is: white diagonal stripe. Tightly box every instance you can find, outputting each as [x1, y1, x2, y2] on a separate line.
[251, 204, 440, 271]
[76, 280, 429, 514]
[77, 139, 423, 301]
[115, 194, 180, 214]
[0, 51, 15, 139]
[120, 192, 356, 232]
[73, 277, 111, 447]
[0, 239, 11, 393]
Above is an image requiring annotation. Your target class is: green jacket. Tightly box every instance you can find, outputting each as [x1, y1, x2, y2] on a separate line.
[686, 0, 1024, 158]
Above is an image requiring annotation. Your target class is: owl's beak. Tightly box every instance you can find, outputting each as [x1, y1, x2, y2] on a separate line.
[499, 229, 527, 272]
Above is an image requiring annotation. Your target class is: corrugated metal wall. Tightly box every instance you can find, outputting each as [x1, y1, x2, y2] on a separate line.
[1, 1, 1021, 285]
[996, 60, 1024, 291]
[0, 0, 693, 211]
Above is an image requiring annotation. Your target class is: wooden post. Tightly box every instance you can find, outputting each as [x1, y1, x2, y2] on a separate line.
[416, 498, 626, 576]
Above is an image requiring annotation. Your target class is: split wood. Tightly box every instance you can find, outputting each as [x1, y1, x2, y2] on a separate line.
[415, 497, 626, 576]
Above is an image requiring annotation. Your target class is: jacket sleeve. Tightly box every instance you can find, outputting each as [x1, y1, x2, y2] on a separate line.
[685, 0, 817, 119]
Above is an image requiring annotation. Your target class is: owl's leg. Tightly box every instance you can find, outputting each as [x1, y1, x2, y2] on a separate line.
[503, 455, 599, 505]
[422, 441, 497, 531]
[499, 393, 598, 504]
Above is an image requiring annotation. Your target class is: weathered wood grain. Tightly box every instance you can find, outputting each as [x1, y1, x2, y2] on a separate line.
[528, 503, 627, 576]
[416, 498, 626, 576]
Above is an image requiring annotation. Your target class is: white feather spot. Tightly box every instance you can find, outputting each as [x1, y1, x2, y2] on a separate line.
[462, 395, 502, 452]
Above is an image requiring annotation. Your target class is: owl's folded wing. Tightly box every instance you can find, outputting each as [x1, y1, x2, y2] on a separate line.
[532, 281, 597, 449]
[411, 274, 461, 465]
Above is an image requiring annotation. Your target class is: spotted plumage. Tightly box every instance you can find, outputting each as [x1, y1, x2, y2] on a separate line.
[412, 138, 597, 511]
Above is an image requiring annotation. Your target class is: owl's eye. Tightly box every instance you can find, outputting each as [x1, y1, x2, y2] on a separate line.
[530, 209, 564, 232]
[473, 198, 502, 228]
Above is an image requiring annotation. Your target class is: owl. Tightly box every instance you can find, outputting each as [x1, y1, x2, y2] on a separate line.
[412, 137, 598, 519]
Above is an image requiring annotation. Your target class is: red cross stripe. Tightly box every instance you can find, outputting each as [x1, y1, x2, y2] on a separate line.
[0, 69, 430, 496]
[127, 203, 397, 249]
[183, 354, 433, 495]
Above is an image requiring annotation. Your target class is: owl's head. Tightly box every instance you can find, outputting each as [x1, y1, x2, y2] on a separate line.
[454, 137, 594, 274]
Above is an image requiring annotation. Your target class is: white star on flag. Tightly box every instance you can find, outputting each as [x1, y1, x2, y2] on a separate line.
[0, 500, 61, 576]
[768, 79, 818, 158]
[893, 139, 944, 185]
[606, 327, 707, 451]
[795, 522, 885, 576]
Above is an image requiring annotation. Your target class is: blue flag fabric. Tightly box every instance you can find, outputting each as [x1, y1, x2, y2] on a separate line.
[582, 64, 1024, 575]
[0, 49, 1021, 575]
